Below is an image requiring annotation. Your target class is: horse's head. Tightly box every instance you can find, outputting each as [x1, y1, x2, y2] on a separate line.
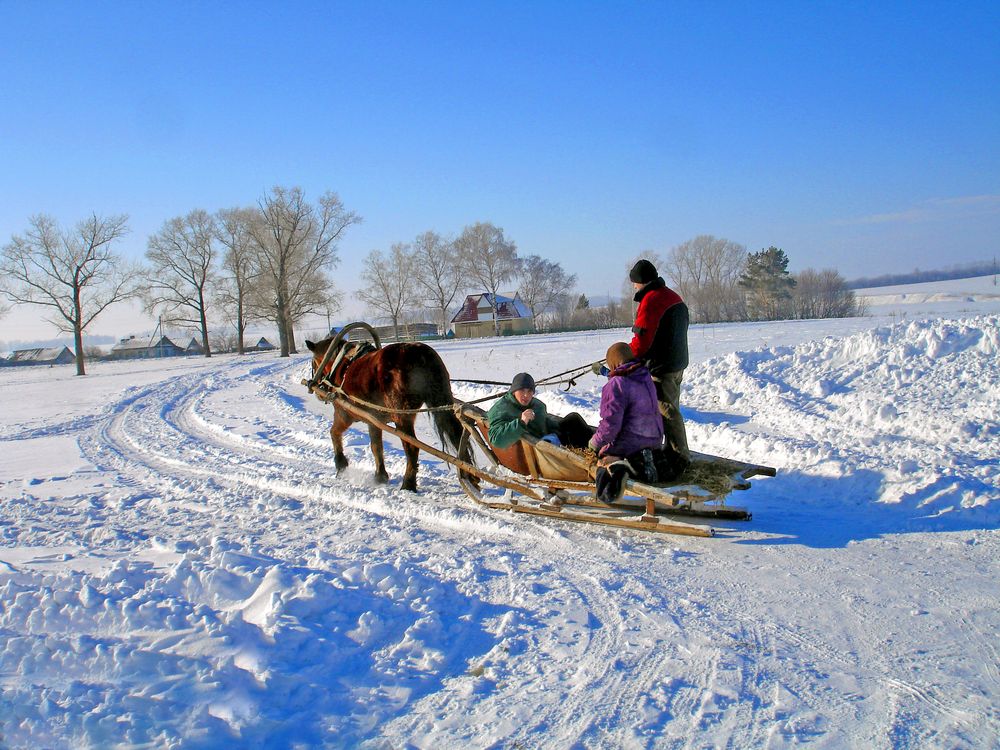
[305, 337, 342, 385]
[305, 322, 382, 391]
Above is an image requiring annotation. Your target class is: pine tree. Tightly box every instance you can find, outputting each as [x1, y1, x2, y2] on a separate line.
[739, 247, 796, 320]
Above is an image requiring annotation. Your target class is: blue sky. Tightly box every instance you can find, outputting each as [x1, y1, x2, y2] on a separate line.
[2, 1, 998, 339]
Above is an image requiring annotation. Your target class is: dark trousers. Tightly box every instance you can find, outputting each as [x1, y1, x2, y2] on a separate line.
[653, 371, 690, 461]
[557, 412, 595, 449]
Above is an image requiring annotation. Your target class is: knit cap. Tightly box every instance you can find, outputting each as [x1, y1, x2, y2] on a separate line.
[510, 372, 535, 392]
[629, 259, 658, 284]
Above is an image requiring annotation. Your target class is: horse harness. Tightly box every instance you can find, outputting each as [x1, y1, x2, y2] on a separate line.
[308, 341, 377, 396]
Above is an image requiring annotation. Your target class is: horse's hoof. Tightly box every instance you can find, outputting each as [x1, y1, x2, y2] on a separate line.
[401, 478, 418, 492]
[335, 456, 349, 472]
[375, 472, 389, 485]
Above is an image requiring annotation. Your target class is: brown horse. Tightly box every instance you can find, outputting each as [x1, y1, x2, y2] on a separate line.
[305, 328, 474, 492]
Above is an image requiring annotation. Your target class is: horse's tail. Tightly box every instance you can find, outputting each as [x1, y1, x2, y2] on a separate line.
[423, 362, 462, 454]
[421, 347, 475, 471]
[431, 406, 462, 454]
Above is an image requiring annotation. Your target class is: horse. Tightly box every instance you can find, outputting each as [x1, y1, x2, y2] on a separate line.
[305, 323, 475, 492]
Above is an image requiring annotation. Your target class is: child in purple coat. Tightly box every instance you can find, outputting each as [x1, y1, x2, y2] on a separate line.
[589, 342, 664, 461]
[589, 343, 664, 501]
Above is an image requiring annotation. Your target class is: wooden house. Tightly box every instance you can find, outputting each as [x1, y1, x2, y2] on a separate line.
[4, 346, 76, 367]
[451, 292, 533, 338]
[109, 335, 185, 360]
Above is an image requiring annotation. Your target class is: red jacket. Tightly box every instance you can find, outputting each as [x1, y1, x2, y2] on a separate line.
[629, 278, 689, 375]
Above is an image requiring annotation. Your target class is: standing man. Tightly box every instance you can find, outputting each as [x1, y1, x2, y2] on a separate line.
[627, 258, 691, 465]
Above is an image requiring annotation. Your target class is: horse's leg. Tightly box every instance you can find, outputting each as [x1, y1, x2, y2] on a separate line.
[368, 423, 389, 484]
[330, 407, 351, 474]
[397, 415, 420, 492]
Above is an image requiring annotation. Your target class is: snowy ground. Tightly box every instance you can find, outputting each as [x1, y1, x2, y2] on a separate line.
[1, 279, 998, 749]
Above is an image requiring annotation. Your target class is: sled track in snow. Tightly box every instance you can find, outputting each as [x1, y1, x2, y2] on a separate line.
[81, 358, 542, 549]
[59, 354, 999, 747]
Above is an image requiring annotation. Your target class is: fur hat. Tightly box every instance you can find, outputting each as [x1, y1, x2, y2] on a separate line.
[606, 342, 635, 371]
[629, 259, 658, 284]
[510, 372, 536, 392]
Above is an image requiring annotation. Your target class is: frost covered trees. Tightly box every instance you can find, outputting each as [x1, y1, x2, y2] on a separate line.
[664, 236, 747, 323]
[248, 187, 360, 357]
[214, 208, 259, 355]
[1, 213, 135, 375]
[356, 243, 418, 341]
[411, 231, 464, 336]
[143, 210, 219, 357]
[517, 254, 577, 329]
[793, 268, 860, 319]
[455, 222, 519, 336]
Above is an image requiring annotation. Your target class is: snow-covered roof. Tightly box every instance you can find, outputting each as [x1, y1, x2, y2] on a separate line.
[451, 292, 531, 324]
[111, 336, 181, 352]
[7, 346, 74, 363]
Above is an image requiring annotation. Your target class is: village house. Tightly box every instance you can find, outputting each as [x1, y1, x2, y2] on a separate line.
[450, 292, 533, 338]
[3, 346, 76, 367]
[250, 337, 276, 352]
[109, 335, 186, 360]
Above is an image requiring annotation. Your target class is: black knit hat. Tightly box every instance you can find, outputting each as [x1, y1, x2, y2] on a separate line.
[629, 259, 658, 284]
[510, 372, 535, 392]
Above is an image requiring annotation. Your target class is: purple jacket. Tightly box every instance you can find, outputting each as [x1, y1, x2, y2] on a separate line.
[591, 361, 664, 458]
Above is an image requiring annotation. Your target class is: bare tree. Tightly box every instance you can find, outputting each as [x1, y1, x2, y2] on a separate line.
[591, 297, 633, 329]
[547, 291, 576, 330]
[454, 222, 518, 336]
[411, 230, 464, 335]
[356, 244, 417, 340]
[793, 268, 859, 319]
[663, 236, 747, 323]
[209, 328, 239, 355]
[286, 272, 342, 333]
[1, 213, 133, 376]
[517, 254, 577, 329]
[215, 207, 259, 355]
[249, 186, 360, 357]
[143, 209, 218, 357]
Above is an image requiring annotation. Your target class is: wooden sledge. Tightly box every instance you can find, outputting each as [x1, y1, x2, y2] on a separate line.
[453, 403, 774, 538]
[306, 381, 774, 538]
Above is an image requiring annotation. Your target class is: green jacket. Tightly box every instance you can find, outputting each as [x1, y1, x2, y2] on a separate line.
[487, 392, 561, 449]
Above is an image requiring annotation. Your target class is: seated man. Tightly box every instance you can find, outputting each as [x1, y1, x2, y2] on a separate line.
[588, 343, 664, 500]
[488, 372, 592, 449]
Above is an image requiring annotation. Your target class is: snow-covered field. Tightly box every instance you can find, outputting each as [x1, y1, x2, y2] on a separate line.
[1, 279, 998, 749]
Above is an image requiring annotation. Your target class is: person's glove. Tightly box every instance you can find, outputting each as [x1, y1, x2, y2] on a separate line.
[591, 362, 609, 377]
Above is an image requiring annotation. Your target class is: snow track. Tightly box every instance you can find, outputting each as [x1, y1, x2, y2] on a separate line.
[2, 317, 999, 748]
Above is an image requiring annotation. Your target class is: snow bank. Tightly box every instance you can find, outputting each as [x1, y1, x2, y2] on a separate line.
[685, 315, 1000, 525]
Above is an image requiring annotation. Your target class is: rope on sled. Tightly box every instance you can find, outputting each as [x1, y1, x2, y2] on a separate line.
[313, 359, 604, 417]
[451, 359, 604, 392]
